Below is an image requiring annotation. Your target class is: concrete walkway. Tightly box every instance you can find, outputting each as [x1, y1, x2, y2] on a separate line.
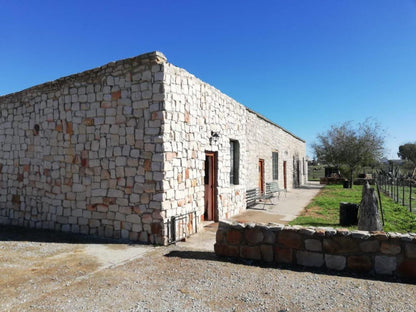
[179, 181, 324, 251]
[230, 181, 324, 224]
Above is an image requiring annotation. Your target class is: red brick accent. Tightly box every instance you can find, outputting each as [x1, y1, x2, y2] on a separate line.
[66, 122, 73, 135]
[82, 118, 94, 126]
[347, 256, 371, 272]
[241, 246, 261, 260]
[397, 260, 416, 279]
[278, 231, 302, 249]
[323, 237, 359, 254]
[214, 243, 239, 257]
[275, 246, 292, 263]
[144, 159, 152, 171]
[380, 242, 401, 255]
[226, 230, 242, 245]
[111, 90, 121, 100]
[245, 228, 264, 244]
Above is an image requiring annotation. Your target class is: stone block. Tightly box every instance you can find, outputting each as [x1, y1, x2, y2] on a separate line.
[240, 246, 261, 260]
[405, 243, 416, 258]
[325, 254, 346, 271]
[263, 230, 276, 244]
[275, 246, 293, 264]
[226, 230, 242, 245]
[397, 259, 416, 279]
[374, 256, 396, 275]
[214, 243, 239, 257]
[278, 231, 302, 249]
[359, 240, 380, 253]
[347, 256, 371, 273]
[245, 228, 264, 244]
[380, 242, 401, 255]
[323, 237, 359, 254]
[260, 244, 274, 262]
[126, 214, 140, 224]
[305, 239, 322, 252]
[296, 251, 324, 268]
[216, 230, 225, 243]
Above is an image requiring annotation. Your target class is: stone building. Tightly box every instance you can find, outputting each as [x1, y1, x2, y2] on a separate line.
[0, 51, 307, 245]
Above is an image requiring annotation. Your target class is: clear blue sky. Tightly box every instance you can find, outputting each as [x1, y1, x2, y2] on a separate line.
[1, 0, 415, 159]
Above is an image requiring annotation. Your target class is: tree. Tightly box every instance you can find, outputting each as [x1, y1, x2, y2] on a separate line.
[398, 143, 416, 177]
[312, 119, 385, 187]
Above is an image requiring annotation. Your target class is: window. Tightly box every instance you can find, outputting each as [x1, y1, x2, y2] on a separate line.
[230, 140, 240, 185]
[272, 152, 279, 180]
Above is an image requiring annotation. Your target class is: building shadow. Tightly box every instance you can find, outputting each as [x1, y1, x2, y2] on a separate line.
[0, 225, 139, 245]
[164, 249, 415, 285]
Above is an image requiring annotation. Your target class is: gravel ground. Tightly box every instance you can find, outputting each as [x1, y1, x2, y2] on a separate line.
[1, 226, 416, 312]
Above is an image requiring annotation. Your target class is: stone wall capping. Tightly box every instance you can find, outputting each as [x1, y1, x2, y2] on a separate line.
[299, 228, 315, 236]
[350, 230, 371, 240]
[336, 228, 350, 236]
[267, 224, 285, 231]
[400, 234, 413, 242]
[322, 227, 337, 236]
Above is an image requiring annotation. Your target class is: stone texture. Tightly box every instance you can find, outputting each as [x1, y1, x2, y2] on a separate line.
[240, 246, 261, 260]
[296, 251, 324, 268]
[275, 246, 293, 264]
[325, 254, 346, 271]
[359, 240, 380, 253]
[278, 231, 302, 249]
[226, 230, 242, 245]
[374, 256, 396, 275]
[305, 239, 322, 252]
[405, 243, 416, 258]
[380, 242, 401, 255]
[323, 237, 359, 254]
[245, 228, 264, 244]
[347, 256, 372, 273]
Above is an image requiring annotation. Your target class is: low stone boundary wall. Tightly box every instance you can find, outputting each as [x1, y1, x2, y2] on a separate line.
[214, 220, 416, 279]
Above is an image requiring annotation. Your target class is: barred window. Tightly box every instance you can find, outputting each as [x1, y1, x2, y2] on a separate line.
[230, 140, 240, 185]
[272, 152, 279, 180]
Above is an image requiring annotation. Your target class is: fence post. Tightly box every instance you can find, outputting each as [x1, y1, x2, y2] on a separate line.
[410, 182, 412, 213]
[402, 179, 405, 206]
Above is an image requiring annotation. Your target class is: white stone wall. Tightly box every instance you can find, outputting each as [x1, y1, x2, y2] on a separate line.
[246, 111, 307, 190]
[0, 52, 167, 244]
[162, 64, 247, 227]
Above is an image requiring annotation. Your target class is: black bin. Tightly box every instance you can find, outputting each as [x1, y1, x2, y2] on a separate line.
[339, 202, 358, 226]
[343, 180, 349, 188]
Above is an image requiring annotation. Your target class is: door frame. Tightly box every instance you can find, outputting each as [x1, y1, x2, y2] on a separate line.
[259, 159, 265, 194]
[204, 151, 217, 221]
[283, 161, 287, 190]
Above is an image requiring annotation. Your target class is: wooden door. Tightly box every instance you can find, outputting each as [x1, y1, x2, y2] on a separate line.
[204, 152, 216, 221]
[283, 161, 287, 190]
[258, 159, 265, 194]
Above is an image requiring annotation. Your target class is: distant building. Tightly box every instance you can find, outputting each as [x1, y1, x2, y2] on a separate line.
[0, 52, 307, 244]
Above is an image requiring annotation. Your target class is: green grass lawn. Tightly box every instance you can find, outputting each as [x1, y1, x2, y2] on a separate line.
[289, 184, 416, 233]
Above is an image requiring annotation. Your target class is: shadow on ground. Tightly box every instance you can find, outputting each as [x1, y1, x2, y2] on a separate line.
[0, 225, 140, 245]
[164, 249, 415, 285]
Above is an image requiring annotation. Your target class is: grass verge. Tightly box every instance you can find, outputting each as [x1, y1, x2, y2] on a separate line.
[289, 184, 416, 233]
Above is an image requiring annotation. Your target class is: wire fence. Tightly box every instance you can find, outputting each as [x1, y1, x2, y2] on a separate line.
[375, 173, 416, 213]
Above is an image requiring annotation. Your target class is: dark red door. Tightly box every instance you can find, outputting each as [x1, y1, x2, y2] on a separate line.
[204, 152, 216, 221]
[283, 161, 287, 190]
[259, 159, 265, 194]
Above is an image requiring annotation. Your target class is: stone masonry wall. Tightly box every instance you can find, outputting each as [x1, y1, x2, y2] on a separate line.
[246, 111, 307, 190]
[0, 52, 167, 244]
[215, 220, 416, 279]
[162, 63, 247, 226]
